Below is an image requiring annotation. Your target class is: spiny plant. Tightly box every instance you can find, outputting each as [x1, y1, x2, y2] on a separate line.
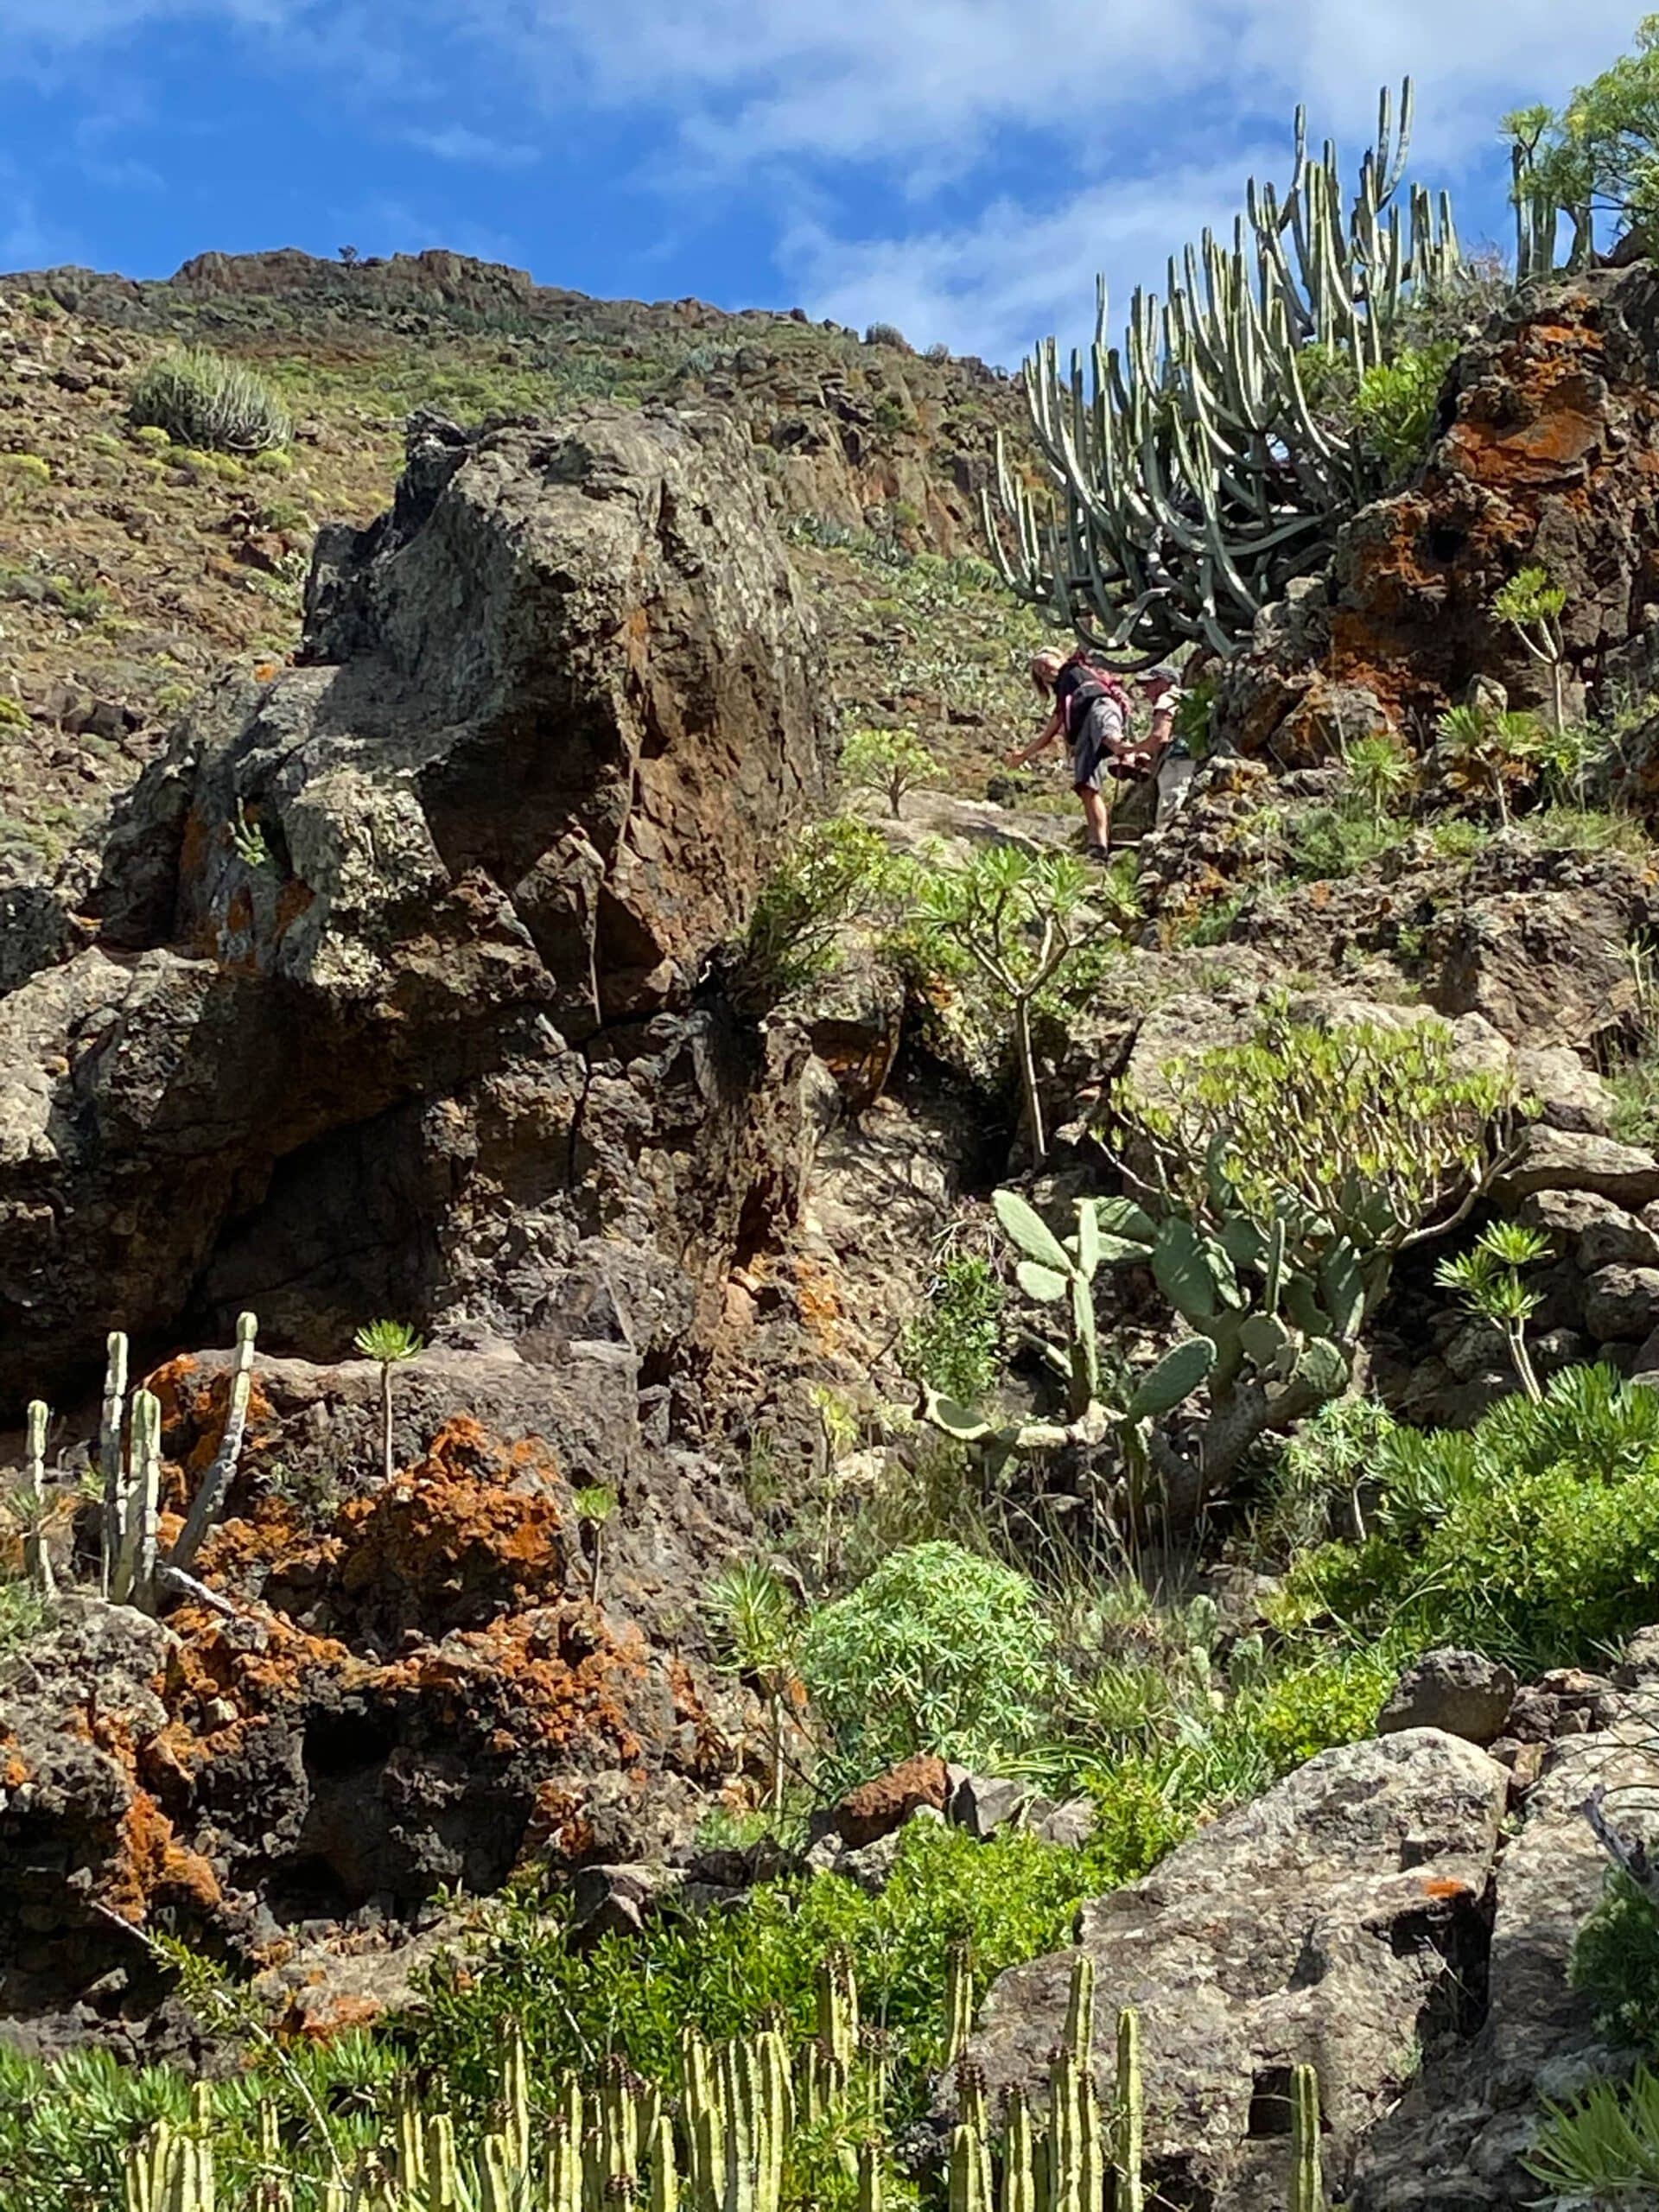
[1434, 1219, 1552, 1402]
[128, 346, 292, 454]
[112, 1951, 1332, 2212]
[354, 1319, 423, 1483]
[15, 1317, 260, 1619]
[984, 81, 1468, 662]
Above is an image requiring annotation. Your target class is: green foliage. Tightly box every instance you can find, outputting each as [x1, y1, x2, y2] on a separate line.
[1507, 16, 1659, 261]
[842, 725, 939, 817]
[1126, 1013, 1515, 1260]
[1573, 1874, 1659, 2056]
[1525, 2067, 1659, 2205]
[1287, 1365, 1659, 1667]
[0, 1574, 50, 1657]
[1435, 1219, 1551, 1398]
[899, 1251, 1004, 1406]
[1354, 344, 1454, 477]
[906, 845, 1120, 1159]
[410, 1815, 1169, 2118]
[737, 817, 899, 1011]
[128, 347, 293, 453]
[1432, 701, 1548, 821]
[353, 1318, 422, 1364]
[1260, 1393, 1398, 1556]
[800, 1541, 1053, 1784]
[1345, 732, 1417, 826]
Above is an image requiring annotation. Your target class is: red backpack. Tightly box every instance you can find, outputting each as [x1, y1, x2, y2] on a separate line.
[1059, 649, 1132, 732]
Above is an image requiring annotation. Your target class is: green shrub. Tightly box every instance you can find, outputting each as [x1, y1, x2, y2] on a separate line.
[1259, 1393, 1399, 1556]
[899, 1251, 1003, 1406]
[801, 1540, 1052, 1784]
[1286, 1366, 1659, 1668]
[734, 816, 899, 1011]
[1354, 343, 1456, 480]
[1573, 1872, 1659, 2056]
[128, 347, 292, 454]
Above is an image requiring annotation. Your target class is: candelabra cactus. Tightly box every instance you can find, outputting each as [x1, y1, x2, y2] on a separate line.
[119, 1954, 1332, 2212]
[982, 82, 1466, 662]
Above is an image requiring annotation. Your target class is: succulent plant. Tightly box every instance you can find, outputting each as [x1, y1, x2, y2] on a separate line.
[982, 82, 1465, 664]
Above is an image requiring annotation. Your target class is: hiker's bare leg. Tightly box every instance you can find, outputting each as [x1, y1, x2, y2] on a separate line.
[1078, 785, 1111, 848]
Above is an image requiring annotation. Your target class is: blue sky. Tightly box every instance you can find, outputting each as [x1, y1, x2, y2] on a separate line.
[0, 3, 1647, 367]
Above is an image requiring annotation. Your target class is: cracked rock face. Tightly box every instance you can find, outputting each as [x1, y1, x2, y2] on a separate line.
[957, 1732, 1511, 2212]
[0, 404, 834, 1402]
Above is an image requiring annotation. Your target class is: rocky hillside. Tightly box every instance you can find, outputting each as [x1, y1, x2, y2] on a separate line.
[0, 248, 1043, 884]
[8, 242, 1659, 2212]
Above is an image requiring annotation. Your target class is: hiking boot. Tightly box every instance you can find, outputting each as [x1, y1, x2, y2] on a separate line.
[1084, 841, 1113, 865]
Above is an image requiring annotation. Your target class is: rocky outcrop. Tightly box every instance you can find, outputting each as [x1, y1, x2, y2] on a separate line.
[1221, 263, 1659, 766]
[0, 404, 833, 1402]
[0, 1354, 759, 2047]
[959, 1732, 1510, 2212]
[961, 1652, 1659, 2212]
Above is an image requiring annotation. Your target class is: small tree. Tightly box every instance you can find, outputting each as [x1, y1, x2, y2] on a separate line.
[354, 1319, 423, 1481]
[1493, 567, 1569, 734]
[1506, 21, 1659, 268]
[1436, 1220, 1552, 1402]
[842, 726, 939, 819]
[706, 1559, 803, 1812]
[912, 847, 1122, 1161]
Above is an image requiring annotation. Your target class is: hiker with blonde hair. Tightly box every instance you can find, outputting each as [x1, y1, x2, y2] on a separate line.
[1007, 645, 1148, 861]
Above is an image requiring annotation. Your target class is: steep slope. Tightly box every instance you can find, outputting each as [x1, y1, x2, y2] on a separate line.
[0, 249, 1043, 885]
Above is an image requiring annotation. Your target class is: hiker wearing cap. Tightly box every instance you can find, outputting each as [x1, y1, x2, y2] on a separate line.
[1007, 645, 1145, 861]
[1137, 663, 1199, 827]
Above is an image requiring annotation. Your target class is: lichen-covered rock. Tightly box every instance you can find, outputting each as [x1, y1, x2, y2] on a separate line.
[1351, 1688, 1659, 2210]
[1222, 264, 1659, 764]
[957, 1732, 1508, 2212]
[0, 404, 833, 1402]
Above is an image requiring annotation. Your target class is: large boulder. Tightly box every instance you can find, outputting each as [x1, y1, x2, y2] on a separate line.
[1351, 1685, 1659, 2209]
[0, 405, 834, 1404]
[957, 1732, 1508, 2211]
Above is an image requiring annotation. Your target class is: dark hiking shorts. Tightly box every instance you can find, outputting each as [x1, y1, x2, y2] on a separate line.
[1071, 696, 1149, 792]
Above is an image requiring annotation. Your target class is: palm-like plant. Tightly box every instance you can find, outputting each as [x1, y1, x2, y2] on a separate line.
[706, 1560, 803, 1813]
[353, 1319, 423, 1482]
[1433, 702, 1546, 824]
[1345, 733, 1416, 828]
[1493, 566, 1569, 734]
[571, 1484, 616, 1605]
[913, 847, 1112, 1161]
[1435, 1220, 1552, 1402]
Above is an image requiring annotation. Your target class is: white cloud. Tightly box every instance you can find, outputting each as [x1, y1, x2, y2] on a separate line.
[783, 149, 1281, 365]
[404, 124, 539, 168]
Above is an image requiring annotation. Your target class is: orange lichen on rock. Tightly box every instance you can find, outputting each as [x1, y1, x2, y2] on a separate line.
[378, 1607, 652, 1763]
[104, 1787, 225, 1925]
